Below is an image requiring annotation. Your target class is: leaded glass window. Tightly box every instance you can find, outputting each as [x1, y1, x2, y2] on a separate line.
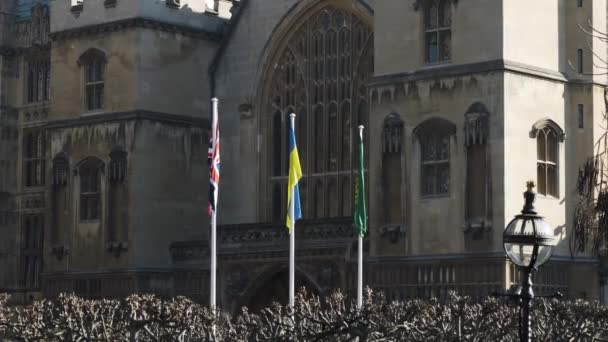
[424, 0, 451, 64]
[24, 130, 46, 188]
[25, 54, 50, 104]
[78, 49, 106, 112]
[537, 128, 559, 197]
[20, 214, 44, 289]
[78, 157, 103, 221]
[264, 5, 373, 221]
[415, 119, 455, 197]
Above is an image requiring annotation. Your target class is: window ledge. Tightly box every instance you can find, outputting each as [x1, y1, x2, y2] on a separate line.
[537, 194, 560, 201]
[104, 0, 117, 8]
[70, 3, 83, 13]
[81, 109, 106, 116]
[422, 60, 452, 68]
[420, 193, 450, 201]
[21, 186, 46, 193]
[80, 219, 101, 224]
[21, 101, 50, 109]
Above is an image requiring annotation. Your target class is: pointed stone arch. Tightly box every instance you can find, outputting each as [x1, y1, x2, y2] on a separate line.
[238, 265, 322, 312]
[256, 0, 374, 222]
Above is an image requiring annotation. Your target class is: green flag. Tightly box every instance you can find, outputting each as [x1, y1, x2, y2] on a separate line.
[354, 126, 367, 237]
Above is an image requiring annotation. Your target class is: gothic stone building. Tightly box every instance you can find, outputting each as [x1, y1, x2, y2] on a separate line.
[0, 0, 605, 308]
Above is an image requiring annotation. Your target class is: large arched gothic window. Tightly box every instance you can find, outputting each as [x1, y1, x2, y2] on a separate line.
[263, 5, 373, 221]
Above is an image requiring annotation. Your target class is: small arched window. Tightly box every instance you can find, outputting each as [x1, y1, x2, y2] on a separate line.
[77, 157, 104, 221]
[78, 49, 106, 111]
[423, 0, 451, 64]
[531, 119, 565, 198]
[415, 118, 456, 197]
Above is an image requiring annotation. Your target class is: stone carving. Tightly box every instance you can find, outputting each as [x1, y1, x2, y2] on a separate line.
[464, 102, 489, 147]
[383, 113, 404, 154]
[530, 118, 566, 142]
[19, 192, 46, 211]
[463, 220, 491, 240]
[219, 219, 354, 245]
[51, 245, 69, 261]
[238, 102, 253, 118]
[380, 225, 406, 244]
[106, 241, 128, 258]
[109, 148, 128, 183]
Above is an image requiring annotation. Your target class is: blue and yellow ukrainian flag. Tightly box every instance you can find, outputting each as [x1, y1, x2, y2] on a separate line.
[286, 114, 302, 232]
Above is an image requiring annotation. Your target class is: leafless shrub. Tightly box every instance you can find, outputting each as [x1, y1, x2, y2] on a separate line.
[0, 289, 606, 341]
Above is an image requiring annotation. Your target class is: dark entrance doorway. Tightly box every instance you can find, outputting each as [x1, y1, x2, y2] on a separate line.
[245, 269, 320, 312]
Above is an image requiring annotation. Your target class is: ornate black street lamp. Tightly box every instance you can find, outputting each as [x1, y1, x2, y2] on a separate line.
[502, 181, 559, 342]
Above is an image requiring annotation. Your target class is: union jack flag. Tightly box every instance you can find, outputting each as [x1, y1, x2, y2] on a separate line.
[208, 99, 220, 217]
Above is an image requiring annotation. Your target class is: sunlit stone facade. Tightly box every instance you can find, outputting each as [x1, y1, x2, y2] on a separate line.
[0, 0, 605, 307]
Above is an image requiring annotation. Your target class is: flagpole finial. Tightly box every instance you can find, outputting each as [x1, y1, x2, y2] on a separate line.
[289, 113, 296, 118]
[358, 125, 364, 129]
[211, 98, 219, 103]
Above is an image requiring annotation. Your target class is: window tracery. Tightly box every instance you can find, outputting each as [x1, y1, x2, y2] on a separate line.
[25, 54, 50, 104]
[530, 119, 564, 198]
[423, 0, 451, 63]
[79, 49, 106, 112]
[536, 128, 559, 197]
[20, 214, 44, 289]
[109, 148, 127, 183]
[77, 157, 104, 221]
[264, 5, 373, 221]
[24, 130, 46, 188]
[415, 119, 455, 197]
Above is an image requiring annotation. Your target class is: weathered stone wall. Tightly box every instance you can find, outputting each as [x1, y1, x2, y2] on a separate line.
[50, 30, 139, 119]
[128, 120, 208, 268]
[369, 72, 504, 256]
[374, 0, 503, 76]
[135, 28, 215, 119]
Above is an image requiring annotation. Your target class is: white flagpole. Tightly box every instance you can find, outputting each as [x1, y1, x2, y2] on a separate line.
[357, 125, 364, 310]
[289, 113, 296, 314]
[357, 235, 363, 309]
[210, 98, 218, 313]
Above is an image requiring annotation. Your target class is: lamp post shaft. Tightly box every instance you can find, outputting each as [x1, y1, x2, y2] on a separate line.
[519, 268, 534, 342]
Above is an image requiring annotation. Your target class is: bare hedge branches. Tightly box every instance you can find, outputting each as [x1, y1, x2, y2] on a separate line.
[0, 289, 607, 341]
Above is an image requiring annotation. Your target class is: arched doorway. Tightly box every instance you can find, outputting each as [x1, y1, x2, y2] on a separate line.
[244, 268, 321, 312]
[257, 1, 374, 223]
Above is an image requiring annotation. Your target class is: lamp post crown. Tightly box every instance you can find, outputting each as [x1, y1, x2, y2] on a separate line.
[522, 181, 537, 215]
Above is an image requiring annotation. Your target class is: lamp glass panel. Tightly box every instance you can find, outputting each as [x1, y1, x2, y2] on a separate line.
[535, 245, 554, 267]
[504, 242, 533, 267]
[504, 217, 556, 268]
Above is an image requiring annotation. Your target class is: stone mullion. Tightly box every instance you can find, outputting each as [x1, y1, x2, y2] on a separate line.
[336, 32, 344, 216]
[320, 27, 328, 219]
[303, 24, 313, 219]
[280, 64, 289, 222]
